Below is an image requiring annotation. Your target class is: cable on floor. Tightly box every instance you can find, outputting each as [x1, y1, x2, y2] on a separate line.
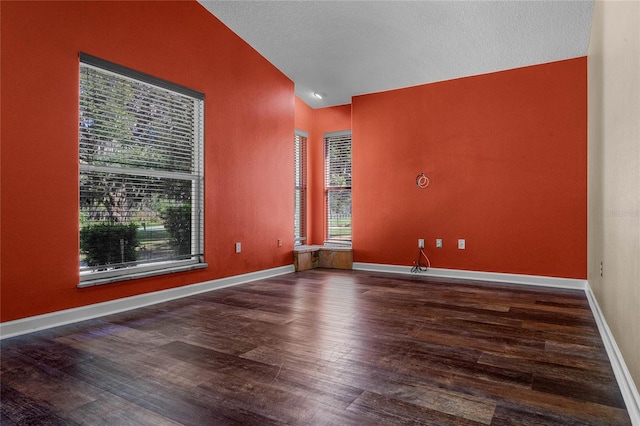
[411, 248, 431, 273]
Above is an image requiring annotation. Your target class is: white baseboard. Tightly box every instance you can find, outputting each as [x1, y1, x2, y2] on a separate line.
[352, 262, 588, 290]
[2, 262, 637, 424]
[585, 283, 640, 425]
[0, 265, 294, 340]
[352, 262, 638, 424]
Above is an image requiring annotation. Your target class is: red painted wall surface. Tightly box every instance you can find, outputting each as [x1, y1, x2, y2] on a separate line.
[295, 96, 313, 133]
[0, 1, 294, 322]
[308, 105, 352, 245]
[352, 58, 587, 279]
[294, 97, 313, 242]
[294, 100, 351, 245]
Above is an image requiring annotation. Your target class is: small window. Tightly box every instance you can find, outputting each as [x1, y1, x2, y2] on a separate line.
[294, 131, 308, 245]
[324, 131, 352, 244]
[78, 53, 205, 286]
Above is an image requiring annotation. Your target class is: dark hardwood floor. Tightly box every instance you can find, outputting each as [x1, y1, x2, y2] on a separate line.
[1, 269, 632, 425]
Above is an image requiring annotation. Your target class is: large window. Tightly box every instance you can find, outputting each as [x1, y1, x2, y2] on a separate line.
[78, 53, 205, 286]
[294, 131, 307, 245]
[324, 131, 352, 244]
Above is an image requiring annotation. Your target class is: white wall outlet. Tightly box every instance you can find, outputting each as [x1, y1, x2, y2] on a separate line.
[436, 238, 443, 248]
[235, 242, 242, 253]
[458, 239, 465, 250]
[418, 239, 425, 248]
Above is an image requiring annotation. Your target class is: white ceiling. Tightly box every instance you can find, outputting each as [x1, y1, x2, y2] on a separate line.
[198, 1, 594, 108]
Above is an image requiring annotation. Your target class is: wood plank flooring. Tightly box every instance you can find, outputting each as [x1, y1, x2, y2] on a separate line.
[0, 269, 632, 425]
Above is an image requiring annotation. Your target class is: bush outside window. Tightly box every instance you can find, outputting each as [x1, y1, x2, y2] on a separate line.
[78, 53, 205, 286]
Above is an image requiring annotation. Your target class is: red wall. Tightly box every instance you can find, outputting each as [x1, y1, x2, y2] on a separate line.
[309, 105, 352, 245]
[294, 97, 313, 243]
[295, 96, 313, 133]
[1, 1, 294, 322]
[294, 100, 351, 245]
[352, 58, 587, 279]
[0, 0, 588, 325]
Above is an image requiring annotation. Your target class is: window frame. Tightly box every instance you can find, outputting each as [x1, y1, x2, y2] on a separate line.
[323, 130, 352, 245]
[294, 130, 308, 246]
[78, 53, 206, 287]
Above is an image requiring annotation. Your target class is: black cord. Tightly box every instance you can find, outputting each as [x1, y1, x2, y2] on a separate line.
[411, 248, 431, 273]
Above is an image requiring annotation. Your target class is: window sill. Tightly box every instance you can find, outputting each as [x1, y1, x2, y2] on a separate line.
[78, 262, 208, 288]
[293, 244, 352, 253]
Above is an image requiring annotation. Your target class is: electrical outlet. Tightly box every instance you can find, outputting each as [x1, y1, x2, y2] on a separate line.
[600, 261, 603, 277]
[418, 239, 425, 249]
[436, 238, 443, 248]
[235, 242, 241, 253]
[458, 239, 465, 250]
[278, 238, 283, 247]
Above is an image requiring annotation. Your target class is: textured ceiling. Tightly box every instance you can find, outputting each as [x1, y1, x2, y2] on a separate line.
[198, 1, 594, 108]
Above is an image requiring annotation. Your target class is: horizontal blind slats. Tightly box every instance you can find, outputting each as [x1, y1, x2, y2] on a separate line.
[324, 132, 351, 243]
[79, 56, 204, 279]
[80, 65, 200, 174]
[294, 134, 307, 244]
[80, 53, 204, 100]
[324, 134, 352, 188]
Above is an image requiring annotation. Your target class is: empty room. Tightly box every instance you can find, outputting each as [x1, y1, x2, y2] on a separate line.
[1, 0, 638, 424]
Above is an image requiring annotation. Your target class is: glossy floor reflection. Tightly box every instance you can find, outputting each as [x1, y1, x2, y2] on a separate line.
[1, 269, 632, 425]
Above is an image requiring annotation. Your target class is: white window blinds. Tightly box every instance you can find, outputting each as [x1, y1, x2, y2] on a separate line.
[324, 131, 352, 244]
[79, 53, 205, 285]
[294, 132, 307, 245]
